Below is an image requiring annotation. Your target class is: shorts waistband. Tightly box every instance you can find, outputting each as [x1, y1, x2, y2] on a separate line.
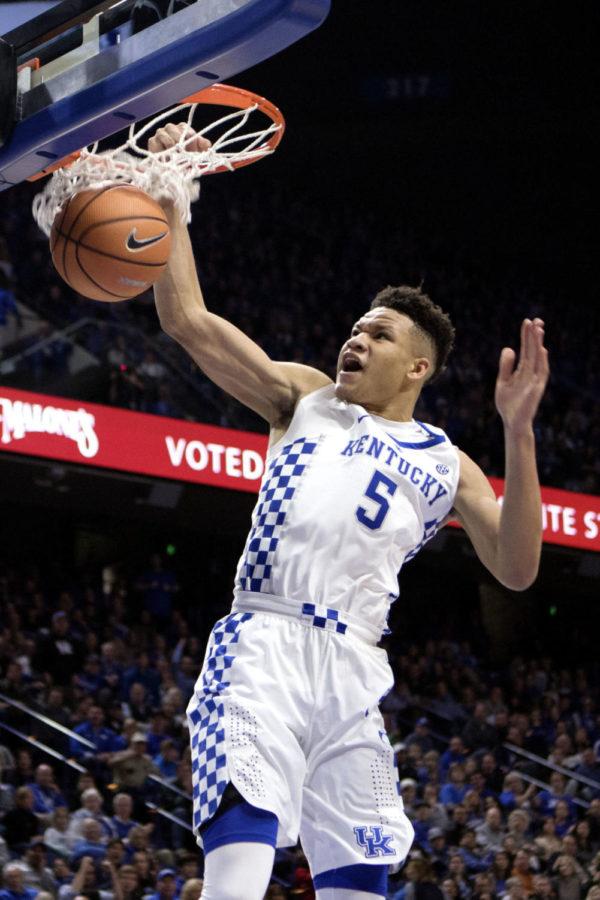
[232, 591, 382, 646]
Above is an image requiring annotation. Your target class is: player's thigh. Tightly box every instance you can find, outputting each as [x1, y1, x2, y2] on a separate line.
[300, 706, 414, 878]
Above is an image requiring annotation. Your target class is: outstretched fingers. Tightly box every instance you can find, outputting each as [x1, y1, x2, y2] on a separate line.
[498, 346, 516, 382]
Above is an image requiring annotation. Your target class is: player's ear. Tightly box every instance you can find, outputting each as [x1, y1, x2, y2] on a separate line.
[407, 356, 431, 383]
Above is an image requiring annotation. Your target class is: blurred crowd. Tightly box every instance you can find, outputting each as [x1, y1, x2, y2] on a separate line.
[0, 181, 598, 493]
[1, 554, 600, 899]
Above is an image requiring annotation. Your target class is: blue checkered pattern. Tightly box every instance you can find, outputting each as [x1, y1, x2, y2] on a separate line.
[188, 612, 252, 830]
[301, 602, 348, 635]
[237, 437, 318, 593]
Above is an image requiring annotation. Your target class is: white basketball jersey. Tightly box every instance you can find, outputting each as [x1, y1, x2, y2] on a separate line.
[234, 384, 459, 636]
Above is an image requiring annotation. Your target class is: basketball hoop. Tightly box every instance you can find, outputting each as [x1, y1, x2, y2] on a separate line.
[32, 84, 285, 236]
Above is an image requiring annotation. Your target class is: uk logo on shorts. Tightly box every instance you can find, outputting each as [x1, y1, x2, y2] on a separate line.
[354, 825, 396, 857]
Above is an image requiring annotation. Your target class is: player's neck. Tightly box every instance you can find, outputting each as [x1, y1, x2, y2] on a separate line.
[361, 394, 417, 423]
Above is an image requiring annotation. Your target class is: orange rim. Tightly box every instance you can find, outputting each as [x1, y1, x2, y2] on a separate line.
[180, 83, 285, 173]
[27, 83, 284, 182]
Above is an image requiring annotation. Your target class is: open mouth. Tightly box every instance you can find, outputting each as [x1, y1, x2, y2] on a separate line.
[340, 353, 363, 374]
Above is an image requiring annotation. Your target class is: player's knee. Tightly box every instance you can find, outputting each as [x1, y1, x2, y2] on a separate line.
[313, 863, 388, 897]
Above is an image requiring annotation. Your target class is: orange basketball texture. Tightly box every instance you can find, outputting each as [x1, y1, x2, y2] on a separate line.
[50, 185, 171, 302]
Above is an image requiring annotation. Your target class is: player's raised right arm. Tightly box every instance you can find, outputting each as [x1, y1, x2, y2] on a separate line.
[154, 202, 330, 425]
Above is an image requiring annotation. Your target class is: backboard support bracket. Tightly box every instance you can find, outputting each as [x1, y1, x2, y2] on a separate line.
[0, 0, 330, 191]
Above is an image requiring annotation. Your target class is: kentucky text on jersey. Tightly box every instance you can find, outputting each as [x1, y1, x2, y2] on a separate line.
[341, 432, 448, 506]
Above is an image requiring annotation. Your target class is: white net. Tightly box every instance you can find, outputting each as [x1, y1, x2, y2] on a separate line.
[32, 94, 282, 236]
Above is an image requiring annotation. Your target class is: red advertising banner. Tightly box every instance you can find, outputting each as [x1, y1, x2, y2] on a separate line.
[1, 386, 599, 551]
[0, 385, 267, 494]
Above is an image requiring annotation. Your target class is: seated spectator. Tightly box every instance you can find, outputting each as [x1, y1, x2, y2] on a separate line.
[535, 773, 577, 820]
[500, 773, 536, 813]
[152, 739, 179, 782]
[2, 787, 40, 851]
[570, 748, 600, 801]
[146, 869, 179, 900]
[44, 806, 75, 859]
[179, 879, 203, 900]
[458, 829, 490, 875]
[57, 854, 118, 900]
[535, 818, 563, 862]
[117, 865, 144, 900]
[110, 793, 138, 840]
[480, 752, 505, 795]
[569, 820, 594, 865]
[445, 804, 469, 846]
[511, 849, 537, 896]
[554, 800, 575, 838]
[406, 718, 436, 755]
[422, 784, 450, 834]
[400, 778, 419, 819]
[70, 819, 107, 866]
[503, 875, 528, 900]
[145, 712, 170, 759]
[507, 810, 531, 849]
[68, 705, 126, 763]
[440, 764, 469, 807]
[462, 703, 497, 752]
[413, 801, 435, 848]
[105, 839, 126, 870]
[67, 788, 113, 843]
[476, 806, 507, 854]
[445, 854, 471, 899]
[122, 683, 153, 724]
[530, 874, 555, 900]
[110, 733, 159, 796]
[492, 850, 514, 896]
[18, 838, 56, 894]
[74, 655, 105, 698]
[439, 737, 468, 777]
[0, 863, 38, 900]
[33, 612, 83, 688]
[550, 854, 586, 900]
[131, 851, 154, 892]
[27, 765, 67, 824]
[428, 829, 450, 879]
[51, 859, 72, 892]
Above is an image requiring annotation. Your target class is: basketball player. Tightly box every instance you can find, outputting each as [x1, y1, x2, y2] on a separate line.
[150, 124, 549, 900]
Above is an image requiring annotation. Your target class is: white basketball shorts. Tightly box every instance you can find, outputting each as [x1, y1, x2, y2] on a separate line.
[186, 593, 415, 877]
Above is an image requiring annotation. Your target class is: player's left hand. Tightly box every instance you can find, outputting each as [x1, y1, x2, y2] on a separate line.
[495, 317, 550, 433]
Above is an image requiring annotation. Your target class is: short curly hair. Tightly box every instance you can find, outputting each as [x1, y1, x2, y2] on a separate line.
[370, 285, 455, 382]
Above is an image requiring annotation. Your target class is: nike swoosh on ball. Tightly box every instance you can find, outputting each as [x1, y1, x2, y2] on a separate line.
[126, 229, 168, 251]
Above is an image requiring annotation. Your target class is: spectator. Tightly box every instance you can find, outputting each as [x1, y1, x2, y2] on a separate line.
[146, 869, 179, 900]
[67, 788, 113, 843]
[551, 855, 586, 900]
[44, 806, 75, 858]
[531, 874, 556, 900]
[476, 807, 507, 854]
[110, 794, 139, 841]
[152, 739, 179, 782]
[507, 810, 531, 849]
[536, 774, 577, 820]
[512, 849, 537, 896]
[117, 865, 143, 900]
[27, 764, 67, 824]
[439, 738, 468, 777]
[492, 850, 514, 896]
[33, 612, 83, 687]
[69, 705, 126, 764]
[18, 839, 57, 894]
[70, 819, 107, 866]
[0, 863, 38, 900]
[178, 879, 203, 900]
[440, 764, 469, 807]
[2, 787, 40, 851]
[462, 703, 497, 752]
[110, 733, 159, 794]
[535, 818, 563, 862]
[122, 683, 153, 724]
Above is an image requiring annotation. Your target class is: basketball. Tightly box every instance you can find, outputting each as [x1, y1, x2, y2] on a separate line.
[50, 184, 171, 302]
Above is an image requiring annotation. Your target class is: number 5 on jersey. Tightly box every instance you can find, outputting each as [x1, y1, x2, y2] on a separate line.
[356, 470, 398, 530]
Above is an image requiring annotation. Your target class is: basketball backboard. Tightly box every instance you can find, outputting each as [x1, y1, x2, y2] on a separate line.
[0, 0, 330, 191]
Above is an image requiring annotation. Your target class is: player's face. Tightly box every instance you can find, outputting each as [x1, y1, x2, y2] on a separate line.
[335, 307, 431, 412]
